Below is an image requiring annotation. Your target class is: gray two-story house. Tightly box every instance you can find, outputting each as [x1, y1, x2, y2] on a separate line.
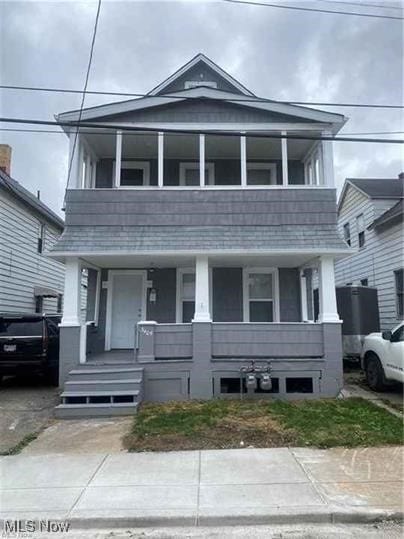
[50, 54, 350, 417]
[335, 176, 404, 331]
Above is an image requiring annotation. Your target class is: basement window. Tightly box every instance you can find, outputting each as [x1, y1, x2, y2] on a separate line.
[286, 377, 313, 393]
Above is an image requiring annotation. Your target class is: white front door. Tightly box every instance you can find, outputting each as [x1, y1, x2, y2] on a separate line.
[110, 273, 144, 349]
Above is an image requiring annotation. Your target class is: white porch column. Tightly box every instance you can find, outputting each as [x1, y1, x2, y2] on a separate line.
[91, 159, 97, 188]
[61, 257, 82, 327]
[281, 130, 288, 186]
[318, 256, 340, 323]
[321, 130, 335, 187]
[68, 132, 82, 189]
[115, 130, 122, 187]
[193, 255, 211, 322]
[300, 270, 308, 322]
[84, 153, 92, 188]
[199, 134, 205, 187]
[240, 135, 247, 187]
[158, 132, 164, 187]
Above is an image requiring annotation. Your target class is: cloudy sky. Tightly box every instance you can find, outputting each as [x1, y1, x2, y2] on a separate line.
[0, 0, 402, 216]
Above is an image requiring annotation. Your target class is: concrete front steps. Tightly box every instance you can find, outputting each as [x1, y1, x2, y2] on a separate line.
[55, 365, 144, 419]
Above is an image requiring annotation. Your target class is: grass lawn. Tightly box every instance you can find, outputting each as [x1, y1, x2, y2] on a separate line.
[123, 397, 403, 452]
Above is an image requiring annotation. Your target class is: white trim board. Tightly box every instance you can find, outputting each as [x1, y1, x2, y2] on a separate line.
[104, 269, 147, 350]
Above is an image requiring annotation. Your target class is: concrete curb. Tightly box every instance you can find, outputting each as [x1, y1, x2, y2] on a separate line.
[15, 508, 399, 530]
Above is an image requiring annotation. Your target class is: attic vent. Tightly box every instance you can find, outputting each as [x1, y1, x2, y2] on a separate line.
[184, 81, 218, 89]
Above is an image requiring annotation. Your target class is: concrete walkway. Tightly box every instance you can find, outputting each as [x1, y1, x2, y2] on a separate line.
[0, 447, 402, 529]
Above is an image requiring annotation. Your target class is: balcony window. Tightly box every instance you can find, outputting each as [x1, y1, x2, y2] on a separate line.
[247, 163, 277, 185]
[115, 161, 150, 187]
[179, 162, 215, 186]
[395, 269, 403, 318]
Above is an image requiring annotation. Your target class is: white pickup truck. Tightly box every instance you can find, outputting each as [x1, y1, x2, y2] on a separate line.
[361, 322, 404, 391]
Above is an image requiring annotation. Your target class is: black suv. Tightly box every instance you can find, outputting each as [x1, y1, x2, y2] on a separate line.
[0, 313, 61, 385]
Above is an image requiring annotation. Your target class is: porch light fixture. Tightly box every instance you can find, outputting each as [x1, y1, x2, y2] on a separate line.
[149, 288, 157, 304]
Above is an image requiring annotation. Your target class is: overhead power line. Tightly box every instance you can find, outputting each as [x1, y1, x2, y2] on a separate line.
[319, 0, 403, 11]
[0, 117, 402, 144]
[221, 0, 404, 19]
[1, 84, 403, 109]
[1, 127, 403, 137]
[66, 0, 102, 191]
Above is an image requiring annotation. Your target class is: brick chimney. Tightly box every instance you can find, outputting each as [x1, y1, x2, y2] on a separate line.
[0, 145, 12, 175]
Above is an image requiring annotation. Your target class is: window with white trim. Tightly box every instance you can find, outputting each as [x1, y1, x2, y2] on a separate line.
[116, 161, 150, 187]
[247, 163, 277, 185]
[244, 270, 277, 322]
[179, 271, 195, 322]
[356, 213, 365, 248]
[343, 222, 351, 246]
[179, 162, 215, 186]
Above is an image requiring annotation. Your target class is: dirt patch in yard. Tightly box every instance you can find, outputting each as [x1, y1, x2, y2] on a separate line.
[123, 400, 295, 451]
[123, 398, 403, 452]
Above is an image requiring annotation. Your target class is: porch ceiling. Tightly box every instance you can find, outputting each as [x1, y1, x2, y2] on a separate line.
[57, 252, 331, 269]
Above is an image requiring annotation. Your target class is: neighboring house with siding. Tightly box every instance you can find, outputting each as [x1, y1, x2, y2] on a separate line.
[335, 176, 404, 331]
[0, 149, 65, 314]
[49, 53, 352, 417]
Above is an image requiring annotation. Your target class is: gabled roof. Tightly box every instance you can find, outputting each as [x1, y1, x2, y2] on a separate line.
[369, 199, 404, 230]
[338, 177, 404, 213]
[148, 53, 255, 96]
[0, 169, 64, 230]
[57, 54, 346, 131]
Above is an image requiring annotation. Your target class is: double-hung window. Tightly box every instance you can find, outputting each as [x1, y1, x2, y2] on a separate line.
[177, 270, 195, 323]
[244, 269, 278, 322]
[356, 214, 365, 248]
[37, 224, 45, 254]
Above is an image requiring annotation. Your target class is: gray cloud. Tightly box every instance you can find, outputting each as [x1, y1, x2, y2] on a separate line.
[0, 0, 402, 216]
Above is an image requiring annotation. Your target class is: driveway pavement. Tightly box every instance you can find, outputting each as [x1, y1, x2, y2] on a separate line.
[0, 446, 402, 529]
[0, 375, 59, 454]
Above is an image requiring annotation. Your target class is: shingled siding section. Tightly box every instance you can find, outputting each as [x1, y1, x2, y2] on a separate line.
[65, 188, 337, 226]
[55, 188, 345, 253]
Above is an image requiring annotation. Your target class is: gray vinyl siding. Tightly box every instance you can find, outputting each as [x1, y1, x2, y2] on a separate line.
[95, 158, 305, 188]
[102, 99, 313, 124]
[335, 184, 404, 330]
[0, 189, 65, 313]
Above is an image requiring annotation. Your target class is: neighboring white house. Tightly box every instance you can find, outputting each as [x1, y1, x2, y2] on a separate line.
[0, 145, 66, 314]
[335, 175, 404, 331]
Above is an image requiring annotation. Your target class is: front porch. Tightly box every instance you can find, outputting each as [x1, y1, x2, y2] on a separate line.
[58, 252, 343, 403]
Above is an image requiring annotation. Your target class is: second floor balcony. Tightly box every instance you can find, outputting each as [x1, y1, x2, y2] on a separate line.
[68, 128, 335, 191]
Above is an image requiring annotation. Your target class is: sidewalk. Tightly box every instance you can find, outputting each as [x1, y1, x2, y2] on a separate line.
[0, 447, 402, 529]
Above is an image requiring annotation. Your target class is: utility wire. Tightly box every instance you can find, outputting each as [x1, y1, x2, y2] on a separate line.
[318, 0, 403, 11]
[66, 0, 101, 192]
[221, 0, 404, 19]
[0, 116, 402, 144]
[0, 84, 402, 109]
[1, 127, 403, 136]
